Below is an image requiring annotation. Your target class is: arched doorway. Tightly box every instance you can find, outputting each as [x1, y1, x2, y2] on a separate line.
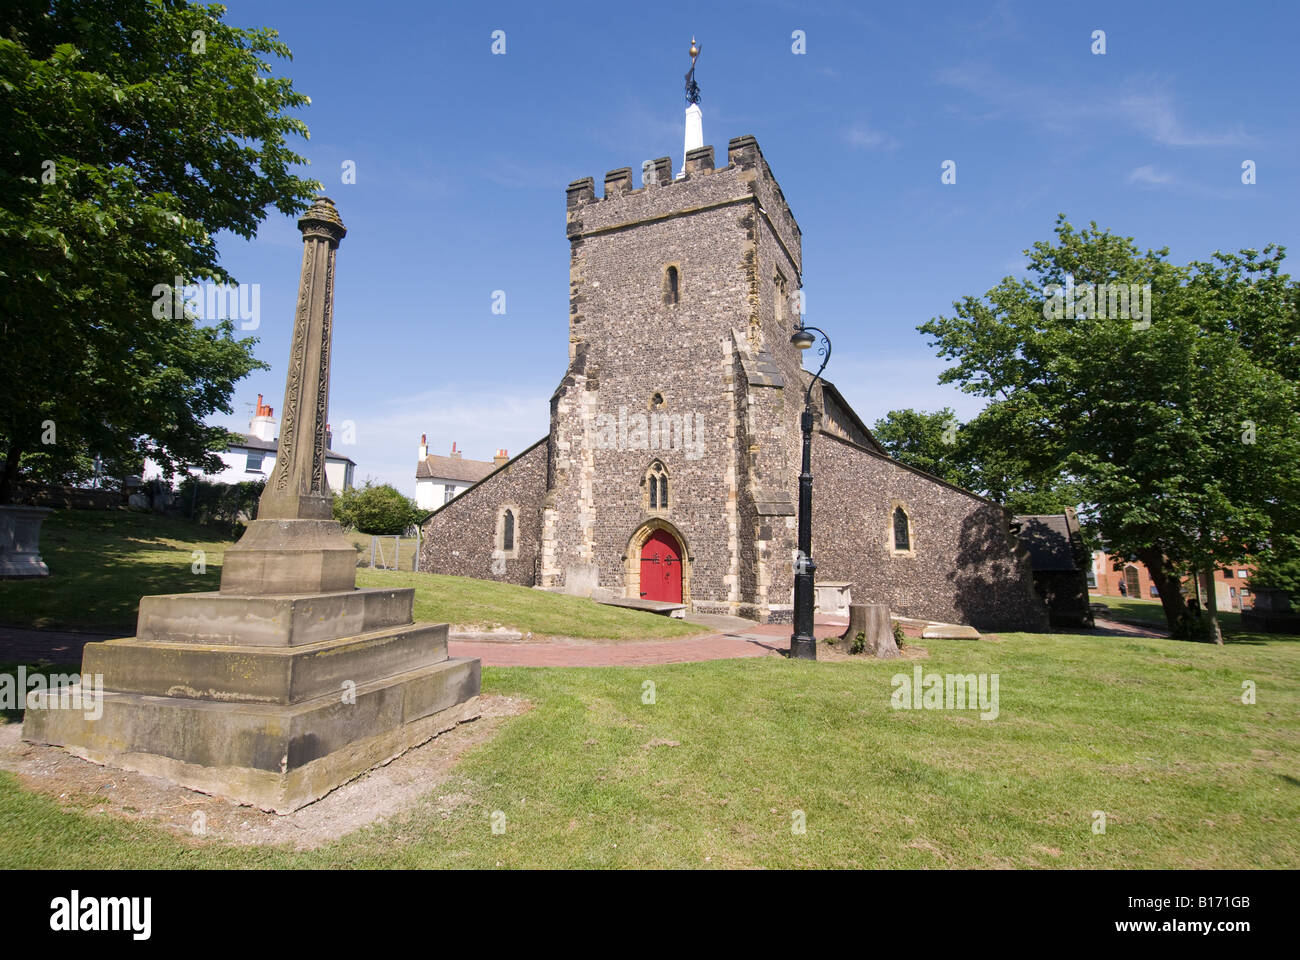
[640, 529, 683, 603]
[1124, 564, 1140, 598]
[625, 520, 689, 606]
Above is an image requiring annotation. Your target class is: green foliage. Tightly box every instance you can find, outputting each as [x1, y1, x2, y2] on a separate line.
[872, 406, 1079, 513]
[893, 620, 906, 649]
[176, 475, 263, 536]
[919, 215, 1300, 632]
[850, 631, 866, 655]
[0, 1, 321, 502]
[871, 408, 968, 487]
[1251, 549, 1300, 602]
[333, 482, 423, 536]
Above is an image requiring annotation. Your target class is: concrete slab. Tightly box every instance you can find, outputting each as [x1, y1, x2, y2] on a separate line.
[921, 623, 982, 639]
[598, 597, 687, 618]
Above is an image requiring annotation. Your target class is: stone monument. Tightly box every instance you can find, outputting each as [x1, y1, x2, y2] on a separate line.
[0, 505, 53, 577]
[24, 198, 481, 813]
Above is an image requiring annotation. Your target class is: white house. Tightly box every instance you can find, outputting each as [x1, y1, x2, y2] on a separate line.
[414, 436, 504, 511]
[145, 394, 356, 491]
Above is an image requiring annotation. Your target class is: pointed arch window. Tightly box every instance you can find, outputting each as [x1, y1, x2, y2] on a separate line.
[890, 502, 914, 556]
[495, 504, 521, 560]
[645, 461, 669, 512]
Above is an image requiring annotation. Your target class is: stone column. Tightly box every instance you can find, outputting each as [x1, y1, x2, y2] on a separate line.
[220, 197, 357, 595]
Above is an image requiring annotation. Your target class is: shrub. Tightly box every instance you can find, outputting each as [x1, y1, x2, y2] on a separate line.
[333, 481, 423, 535]
[176, 476, 264, 536]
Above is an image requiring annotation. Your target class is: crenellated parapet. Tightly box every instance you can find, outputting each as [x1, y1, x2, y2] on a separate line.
[564, 135, 801, 277]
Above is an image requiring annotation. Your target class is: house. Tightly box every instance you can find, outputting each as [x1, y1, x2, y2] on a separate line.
[1088, 551, 1258, 611]
[144, 394, 356, 491]
[1014, 509, 1093, 627]
[414, 437, 504, 510]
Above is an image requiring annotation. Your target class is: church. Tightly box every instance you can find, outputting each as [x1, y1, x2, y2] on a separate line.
[419, 81, 1048, 631]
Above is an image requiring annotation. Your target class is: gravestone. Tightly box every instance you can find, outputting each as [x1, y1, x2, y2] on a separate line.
[0, 505, 53, 577]
[24, 199, 481, 812]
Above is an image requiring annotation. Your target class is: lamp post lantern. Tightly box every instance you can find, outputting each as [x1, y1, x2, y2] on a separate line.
[790, 319, 831, 660]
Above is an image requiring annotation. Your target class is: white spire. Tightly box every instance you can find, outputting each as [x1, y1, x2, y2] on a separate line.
[678, 37, 703, 179]
[679, 103, 703, 179]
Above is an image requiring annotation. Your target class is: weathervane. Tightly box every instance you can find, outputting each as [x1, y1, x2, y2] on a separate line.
[684, 37, 701, 105]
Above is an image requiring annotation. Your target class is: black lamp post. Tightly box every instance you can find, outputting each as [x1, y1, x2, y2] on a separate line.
[790, 319, 830, 660]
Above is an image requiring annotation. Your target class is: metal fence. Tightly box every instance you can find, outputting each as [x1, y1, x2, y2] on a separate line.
[366, 530, 421, 571]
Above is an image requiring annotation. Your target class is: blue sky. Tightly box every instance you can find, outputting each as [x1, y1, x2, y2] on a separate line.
[211, 0, 1299, 496]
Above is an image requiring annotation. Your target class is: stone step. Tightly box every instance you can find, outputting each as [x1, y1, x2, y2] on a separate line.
[24, 655, 481, 814]
[135, 587, 415, 647]
[82, 621, 449, 705]
[597, 596, 687, 618]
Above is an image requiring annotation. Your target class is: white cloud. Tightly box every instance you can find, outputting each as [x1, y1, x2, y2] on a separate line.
[1116, 92, 1250, 148]
[845, 122, 901, 151]
[934, 66, 1251, 149]
[332, 385, 550, 497]
[1127, 164, 1173, 185]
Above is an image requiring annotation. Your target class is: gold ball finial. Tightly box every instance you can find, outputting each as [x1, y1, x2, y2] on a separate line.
[689, 37, 699, 59]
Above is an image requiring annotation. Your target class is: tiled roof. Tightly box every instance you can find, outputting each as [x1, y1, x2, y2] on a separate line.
[1015, 513, 1085, 572]
[416, 453, 496, 484]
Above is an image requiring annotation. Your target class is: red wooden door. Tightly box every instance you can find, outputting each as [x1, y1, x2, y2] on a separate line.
[640, 530, 682, 603]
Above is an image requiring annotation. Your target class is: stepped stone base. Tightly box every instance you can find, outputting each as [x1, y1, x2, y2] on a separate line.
[22, 584, 482, 813]
[24, 658, 480, 813]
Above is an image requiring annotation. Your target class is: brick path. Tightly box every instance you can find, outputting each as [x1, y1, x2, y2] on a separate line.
[0, 617, 1169, 670]
[0, 620, 850, 669]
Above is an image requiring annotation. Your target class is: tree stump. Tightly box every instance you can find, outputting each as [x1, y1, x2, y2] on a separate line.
[841, 603, 898, 658]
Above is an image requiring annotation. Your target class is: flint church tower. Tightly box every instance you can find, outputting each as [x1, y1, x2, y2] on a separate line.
[544, 125, 807, 617]
[420, 41, 1049, 631]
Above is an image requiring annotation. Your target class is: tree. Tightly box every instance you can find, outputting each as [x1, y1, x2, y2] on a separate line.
[0, 0, 320, 502]
[920, 216, 1300, 641]
[870, 408, 969, 487]
[872, 405, 1079, 514]
[333, 482, 423, 536]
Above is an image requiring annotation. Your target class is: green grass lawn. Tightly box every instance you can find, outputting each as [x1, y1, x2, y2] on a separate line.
[0, 509, 236, 632]
[0, 509, 702, 640]
[2, 508, 1296, 868]
[1093, 596, 1245, 632]
[2, 629, 1296, 868]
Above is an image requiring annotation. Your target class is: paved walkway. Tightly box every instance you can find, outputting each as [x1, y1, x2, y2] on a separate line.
[0, 627, 116, 664]
[0, 616, 1171, 670]
[0, 620, 853, 668]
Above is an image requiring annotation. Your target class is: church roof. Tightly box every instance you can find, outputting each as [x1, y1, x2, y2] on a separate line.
[815, 378, 887, 455]
[1014, 513, 1087, 572]
[416, 452, 497, 484]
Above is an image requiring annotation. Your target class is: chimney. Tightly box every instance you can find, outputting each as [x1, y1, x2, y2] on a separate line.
[450, 442, 462, 460]
[249, 393, 276, 442]
[418, 433, 428, 460]
[494, 449, 508, 468]
[325, 423, 332, 450]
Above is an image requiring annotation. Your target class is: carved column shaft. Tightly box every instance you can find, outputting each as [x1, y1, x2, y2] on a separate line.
[219, 197, 357, 596]
[258, 198, 347, 521]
